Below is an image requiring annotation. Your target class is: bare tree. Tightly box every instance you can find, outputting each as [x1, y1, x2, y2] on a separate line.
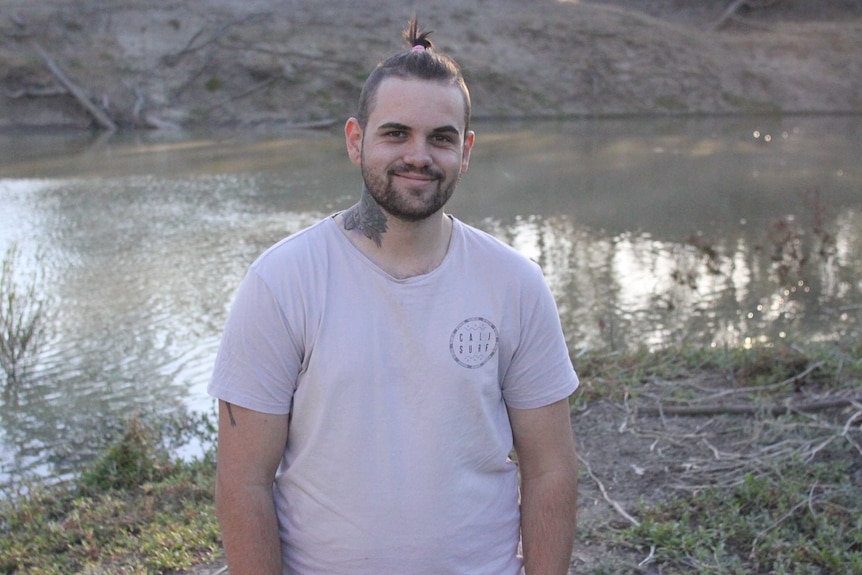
[0, 243, 46, 385]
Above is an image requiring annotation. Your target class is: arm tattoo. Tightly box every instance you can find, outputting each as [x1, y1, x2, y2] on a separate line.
[343, 188, 388, 247]
[226, 402, 237, 427]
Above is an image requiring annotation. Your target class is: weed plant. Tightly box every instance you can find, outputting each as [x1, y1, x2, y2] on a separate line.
[625, 461, 862, 574]
[0, 243, 46, 385]
[0, 413, 220, 574]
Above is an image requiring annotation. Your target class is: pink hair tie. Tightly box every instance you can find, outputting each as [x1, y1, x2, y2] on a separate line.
[411, 44, 426, 52]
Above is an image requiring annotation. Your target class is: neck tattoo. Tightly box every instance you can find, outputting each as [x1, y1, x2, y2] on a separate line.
[343, 189, 388, 247]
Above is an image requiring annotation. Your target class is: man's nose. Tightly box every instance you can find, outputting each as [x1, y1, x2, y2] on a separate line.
[402, 138, 432, 166]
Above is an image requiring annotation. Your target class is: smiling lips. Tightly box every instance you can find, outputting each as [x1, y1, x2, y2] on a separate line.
[390, 166, 443, 182]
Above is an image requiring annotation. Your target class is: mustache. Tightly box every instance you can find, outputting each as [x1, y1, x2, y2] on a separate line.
[389, 165, 444, 179]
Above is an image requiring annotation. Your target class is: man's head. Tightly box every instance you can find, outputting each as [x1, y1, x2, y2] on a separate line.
[356, 17, 471, 133]
[345, 17, 474, 223]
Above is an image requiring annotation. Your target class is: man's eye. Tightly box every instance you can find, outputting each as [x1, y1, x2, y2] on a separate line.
[432, 135, 454, 144]
[385, 131, 406, 138]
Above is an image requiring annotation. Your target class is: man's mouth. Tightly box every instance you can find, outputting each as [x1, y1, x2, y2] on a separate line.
[390, 167, 442, 181]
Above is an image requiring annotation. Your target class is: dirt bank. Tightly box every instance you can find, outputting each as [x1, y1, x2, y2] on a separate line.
[1, 0, 861, 130]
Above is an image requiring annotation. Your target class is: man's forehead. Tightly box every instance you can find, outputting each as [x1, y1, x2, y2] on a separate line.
[369, 77, 467, 131]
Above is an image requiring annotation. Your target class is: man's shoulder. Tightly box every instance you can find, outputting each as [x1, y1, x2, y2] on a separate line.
[252, 216, 338, 270]
[455, 218, 541, 271]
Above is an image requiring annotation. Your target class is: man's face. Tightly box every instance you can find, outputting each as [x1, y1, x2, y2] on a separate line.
[346, 77, 474, 222]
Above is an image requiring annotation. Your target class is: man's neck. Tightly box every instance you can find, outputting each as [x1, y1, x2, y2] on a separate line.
[339, 192, 452, 279]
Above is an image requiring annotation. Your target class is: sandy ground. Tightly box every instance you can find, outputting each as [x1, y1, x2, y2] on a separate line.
[1, 0, 861, 130]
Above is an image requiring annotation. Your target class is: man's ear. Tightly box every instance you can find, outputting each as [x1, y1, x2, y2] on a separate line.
[345, 117, 363, 166]
[460, 130, 475, 174]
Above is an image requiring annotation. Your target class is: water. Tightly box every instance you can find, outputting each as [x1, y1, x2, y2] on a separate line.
[1, 116, 860, 481]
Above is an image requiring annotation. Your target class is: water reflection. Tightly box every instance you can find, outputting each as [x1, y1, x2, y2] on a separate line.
[0, 116, 860, 481]
[485, 210, 861, 352]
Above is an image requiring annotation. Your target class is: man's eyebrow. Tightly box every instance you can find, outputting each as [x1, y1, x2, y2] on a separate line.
[377, 122, 411, 132]
[432, 125, 461, 136]
[376, 122, 461, 136]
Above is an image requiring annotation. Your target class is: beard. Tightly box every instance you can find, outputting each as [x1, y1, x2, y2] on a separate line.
[361, 161, 461, 222]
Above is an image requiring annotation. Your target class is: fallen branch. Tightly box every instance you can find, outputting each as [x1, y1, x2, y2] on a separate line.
[661, 361, 825, 404]
[749, 495, 811, 559]
[577, 453, 640, 527]
[712, 0, 782, 30]
[841, 402, 862, 457]
[638, 396, 860, 417]
[714, 0, 749, 29]
[4, 86, 68, 99]
[27, 39, 117, 131]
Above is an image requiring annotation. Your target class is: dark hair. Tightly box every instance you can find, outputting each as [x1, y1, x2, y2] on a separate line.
[356, 17, 471, 131]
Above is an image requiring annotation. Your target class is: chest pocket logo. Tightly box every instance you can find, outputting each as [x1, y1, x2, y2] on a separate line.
[449, 317, 499, 369]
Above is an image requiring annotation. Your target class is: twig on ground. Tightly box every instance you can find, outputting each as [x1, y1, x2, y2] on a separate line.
[840, 403, 862, 456]
[631, 394, 861, 494]
[4, 86, 67, 98]
[638, 396, 859, 417]
[638, 544, 656, 568]
[749, 495, 810, 559]
[577, 453, 640, 527]
[697, 361, 825, 402]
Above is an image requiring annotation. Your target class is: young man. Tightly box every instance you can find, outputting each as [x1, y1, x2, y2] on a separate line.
[209, 18, 579, 575]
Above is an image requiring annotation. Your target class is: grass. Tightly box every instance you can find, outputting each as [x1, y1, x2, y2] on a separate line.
[626, 463, 862, 574]
[572, 340, 859, 403]
[574, 339, 862, 574]
[0, 340, 859, 573]
[0, 413, 221, 574]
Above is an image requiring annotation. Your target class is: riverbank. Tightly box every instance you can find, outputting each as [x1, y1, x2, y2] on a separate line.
[1, 0, 861, 130]
[2, 343, 860, 574]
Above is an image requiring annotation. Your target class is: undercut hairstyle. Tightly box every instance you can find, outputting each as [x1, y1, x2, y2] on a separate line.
[356, 16, 472, 132]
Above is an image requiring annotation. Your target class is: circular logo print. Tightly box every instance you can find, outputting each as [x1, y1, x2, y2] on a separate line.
[449, 317, 499, 369]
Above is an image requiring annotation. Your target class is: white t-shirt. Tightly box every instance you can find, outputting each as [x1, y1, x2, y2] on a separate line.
[209, 215, 578, 575]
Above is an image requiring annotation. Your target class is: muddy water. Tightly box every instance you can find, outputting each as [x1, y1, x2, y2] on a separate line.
[1, 115, 860, 480]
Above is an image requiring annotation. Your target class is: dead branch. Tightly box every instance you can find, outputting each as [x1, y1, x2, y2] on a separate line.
[162, 13, 271, 67]
[27, 39, 116, 131]
[731, 361, 824, 396]
[841, 403, 862, 456]
[714, 0, 749, 29]
[713, 0, 783, 30]
[577, 453, 640, 527]
[172, 55, 216, 98]
[224, 77, 276, 104]
[637, 396, 859, 417]
[749, 495, 811, 558]
[4, 86, 68, 98]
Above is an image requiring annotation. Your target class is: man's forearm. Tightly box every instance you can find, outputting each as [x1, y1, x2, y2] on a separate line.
[520, 468, 579, 575]
[216, 481, 283, 575]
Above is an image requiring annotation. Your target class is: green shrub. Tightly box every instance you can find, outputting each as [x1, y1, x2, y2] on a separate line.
[0, 415, 221, 573]
[79, 416, 171, 492]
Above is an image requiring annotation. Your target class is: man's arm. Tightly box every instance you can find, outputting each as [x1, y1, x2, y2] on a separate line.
[214, 400, 289, 575]
[509, 397, 579, 575]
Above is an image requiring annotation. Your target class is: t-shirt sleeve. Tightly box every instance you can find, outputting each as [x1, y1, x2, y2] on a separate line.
[501, 265, 579, 410]
[207, 267, 302, 414]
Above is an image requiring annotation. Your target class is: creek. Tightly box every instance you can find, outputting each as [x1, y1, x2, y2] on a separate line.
[1, 115, 860, 481]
